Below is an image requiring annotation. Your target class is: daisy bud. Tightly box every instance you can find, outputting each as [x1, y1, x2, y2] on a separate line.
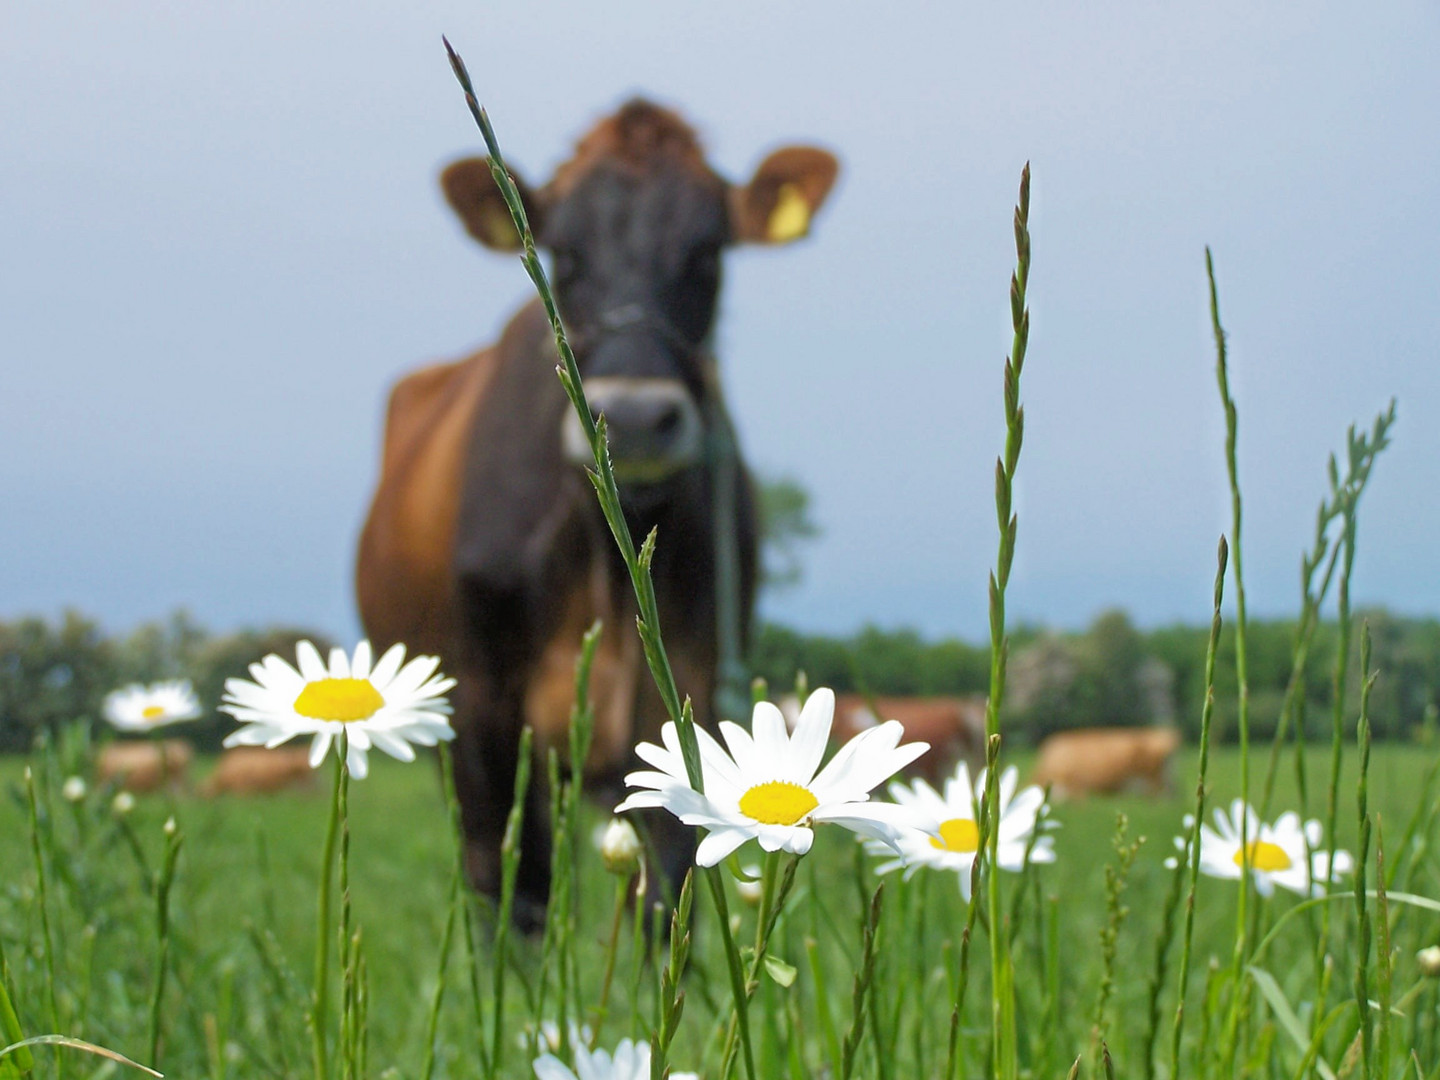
[112, 791, 136, 816]
[735, 866, 763, 906]
[1419, 945, 1440, 978]
[62, 776, 87, 803]
[599, 818, 641, 876]
[163, 816, 178, 837]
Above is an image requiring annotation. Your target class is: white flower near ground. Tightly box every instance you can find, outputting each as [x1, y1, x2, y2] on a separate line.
[522, 1021, 592, 1056]
[1418, 945, 1440, 978]
[734, 863, 764, 905]
[616, 688, 929, 866]
[866, 762, 1055, 900]
[112, 791, 136, 816]
[1165, 798, 1353, 898]
[598, 817, 642, 876]
[62, 776, 87, 803]
[219, 640, 455, 780]
[103, 680, 202, 732]
[532, 1037, 695, 1080]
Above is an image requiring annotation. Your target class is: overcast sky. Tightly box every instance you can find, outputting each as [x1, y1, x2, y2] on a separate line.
[3, 2, 1437, 642]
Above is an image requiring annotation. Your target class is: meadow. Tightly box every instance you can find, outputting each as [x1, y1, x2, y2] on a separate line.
[1, 741, 1436, 1079]
[3, 46, 1437, 1080]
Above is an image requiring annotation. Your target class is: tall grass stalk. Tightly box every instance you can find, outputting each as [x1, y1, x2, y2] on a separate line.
[1374, 821, 1392, 1080]
[650, 870, 694, 1080]
[1257, 491, 1342, 823]
[419, 862, 462, 1080]
[1353, 624, 1376, 1080]
[1092, 815, 1141, 1064]
[1170, 537, 1227, 1080]
[147, 816, 182, 1069]
[443, 36, 698, 786]
[488, 724, 533, 1080]
[0, 838, 30, 1080]
[437, 741, 491, 1076]
[0, 969, 29, 1080]
[946, 733, 1000, 1080]
[938, 737, 996, 1080]
[805, 937, 843, 1080]
[1143, 786, 1195, 1078]
[24, 767, 62, 1080]
[443, 40, 760, 1077]
[1207, 247, 1255, 955]
[1320, 406, 1395, 960]
[980, 162, 1031, 1080]
[840, 884, 884, 1080]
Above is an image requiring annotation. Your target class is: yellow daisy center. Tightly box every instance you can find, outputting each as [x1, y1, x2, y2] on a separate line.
[141, 705, 166, 720]
[1234, 840, 1292, 873]
[293, 678, 384, 723]
[930, 817, 981, 853]
[738, 781, 818, 826]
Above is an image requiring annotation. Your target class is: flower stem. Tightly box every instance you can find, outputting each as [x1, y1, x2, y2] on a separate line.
[312, 745, 344, 1080]
[147, 818, 182, 1069]
[337, 730, 355, 1080]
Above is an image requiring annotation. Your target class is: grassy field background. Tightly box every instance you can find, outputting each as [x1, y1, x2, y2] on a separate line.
[2, 739, 1436, 1078]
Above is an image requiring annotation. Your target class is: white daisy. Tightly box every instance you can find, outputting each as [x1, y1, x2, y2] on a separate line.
[533, 1037, 695, 1080]
[103, 679, 202, 732]
[866, 762, 1055, 900]
[219, 640, 455, 780]
[615, 687, 929, 867]
[1166, 798, 1353, 898]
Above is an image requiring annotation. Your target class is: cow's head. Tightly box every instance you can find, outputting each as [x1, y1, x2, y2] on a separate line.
[441, 99, 838, 490]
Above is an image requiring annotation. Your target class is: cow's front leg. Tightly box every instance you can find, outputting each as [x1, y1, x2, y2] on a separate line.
[450, 671, 552, 934]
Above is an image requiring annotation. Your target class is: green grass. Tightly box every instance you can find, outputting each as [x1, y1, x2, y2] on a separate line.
[1, 743, 1436, 1078]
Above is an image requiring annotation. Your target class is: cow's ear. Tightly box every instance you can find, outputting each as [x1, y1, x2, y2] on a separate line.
[730, 146, 839, 245]
[440, 157, 544, 252]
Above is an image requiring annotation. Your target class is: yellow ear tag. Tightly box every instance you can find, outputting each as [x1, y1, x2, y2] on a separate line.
[766, 183, 811, 243]
[480, 201, 520, 249]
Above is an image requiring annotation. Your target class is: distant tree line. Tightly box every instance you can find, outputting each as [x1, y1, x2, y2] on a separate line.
[3, 607, 1437, 752]
[0, 611, 329, 753]
[750, 608, 1440, 745]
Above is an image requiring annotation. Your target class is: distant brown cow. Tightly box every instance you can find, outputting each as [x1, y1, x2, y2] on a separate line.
[97, 740, 193, 793]
[1029, 727, 1181, 799]
[356, 99, 839, 927]
[779, 694, 986, 781]
[199, 747, 316, 797]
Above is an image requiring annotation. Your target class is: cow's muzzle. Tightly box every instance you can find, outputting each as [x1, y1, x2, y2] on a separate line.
[562, 376, 703, 482]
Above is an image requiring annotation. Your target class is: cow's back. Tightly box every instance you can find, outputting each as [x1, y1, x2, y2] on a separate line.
[356, 344, 501, 658]
[1030, 726, 1180, 798]
[357, 302, 560, 659]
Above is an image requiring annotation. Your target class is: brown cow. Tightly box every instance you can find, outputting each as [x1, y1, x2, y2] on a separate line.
[97, 740, 194, 794]
[1029, 726, 1181, 799]
[199, 747, 316, 797]
[357, 100, 838, 927]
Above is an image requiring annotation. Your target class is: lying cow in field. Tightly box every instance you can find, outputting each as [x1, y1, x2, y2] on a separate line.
[199, 747, 316, 797]
[357, 99, 838, 927]
[97, 739, 193, 794]
[1029, 726, 1181, 799]
[783, 694, 987, 782]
